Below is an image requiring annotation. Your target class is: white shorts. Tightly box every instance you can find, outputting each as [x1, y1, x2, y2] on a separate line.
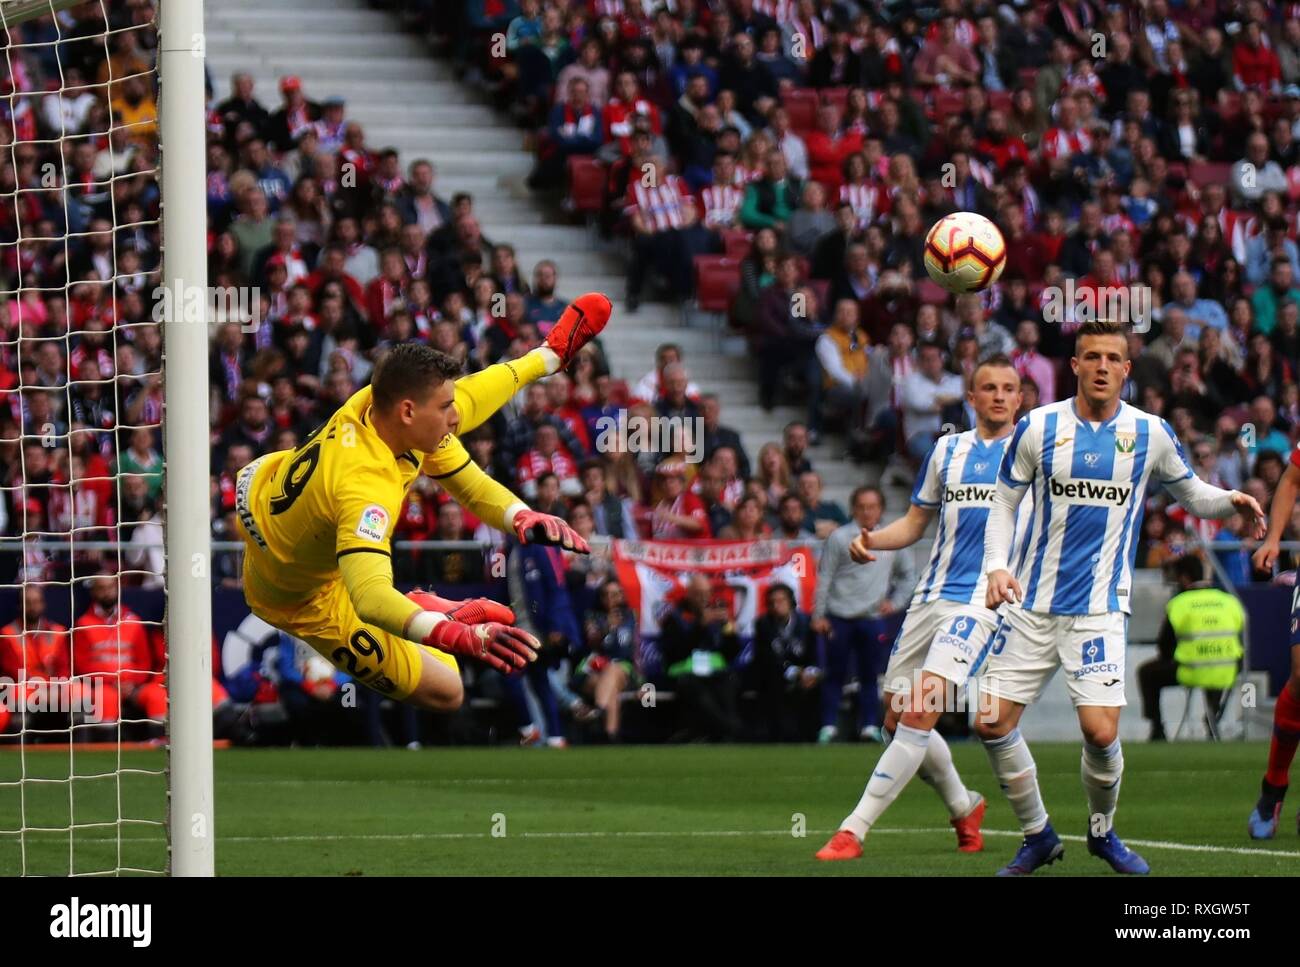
[977, 608, 1129, 708]
[884, 598, 1000, 696]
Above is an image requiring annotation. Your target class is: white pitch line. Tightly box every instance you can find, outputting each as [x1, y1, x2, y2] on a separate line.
[13, 825, 1298, 859]
[202, 826, 1300, 858]
[976, 827, 1300, 859]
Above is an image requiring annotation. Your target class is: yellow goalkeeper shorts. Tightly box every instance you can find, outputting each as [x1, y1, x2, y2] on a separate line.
[241, 549, 458, 701]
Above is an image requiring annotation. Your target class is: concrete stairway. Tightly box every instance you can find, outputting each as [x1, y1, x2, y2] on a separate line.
[203, 0, 870, 506]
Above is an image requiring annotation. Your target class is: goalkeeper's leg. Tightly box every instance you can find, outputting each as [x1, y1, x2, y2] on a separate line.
[300, 605, 464, 711]
[246, 571, 466, 712]
[452, 292, 612, 433]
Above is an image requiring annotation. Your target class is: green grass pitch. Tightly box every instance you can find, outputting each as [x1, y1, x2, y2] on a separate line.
[2, 742, 1297, 875]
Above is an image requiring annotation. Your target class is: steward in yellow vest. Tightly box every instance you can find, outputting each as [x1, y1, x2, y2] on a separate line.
[1168, 587, 1244, 690]
[1138, 555, 1243, 741]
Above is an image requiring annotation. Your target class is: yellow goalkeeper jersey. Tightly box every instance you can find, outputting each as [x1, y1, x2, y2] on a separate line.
[236, 383, 519, 602]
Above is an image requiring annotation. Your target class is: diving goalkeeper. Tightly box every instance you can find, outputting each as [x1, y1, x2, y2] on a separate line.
[234, 293, 612, 711]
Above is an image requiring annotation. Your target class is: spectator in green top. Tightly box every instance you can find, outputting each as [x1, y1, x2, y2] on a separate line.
[1251, 257, 1300, 335]
[739, 148, 802, 232]
[115, 427, 163, 499]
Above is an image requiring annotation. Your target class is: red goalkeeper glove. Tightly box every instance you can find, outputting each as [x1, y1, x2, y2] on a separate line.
[512, 509, 590, 553]
[421, 620, 539, 674]
[406, 590, 515, 625]
[406, 590, 539, 673]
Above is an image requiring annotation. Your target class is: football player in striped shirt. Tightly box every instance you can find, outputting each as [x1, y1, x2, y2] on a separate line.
[816, 354, 1025, 861]
[979, 320, 1264, 875]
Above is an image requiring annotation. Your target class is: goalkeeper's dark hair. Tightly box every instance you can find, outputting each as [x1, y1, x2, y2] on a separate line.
[371, 343, 461, 412]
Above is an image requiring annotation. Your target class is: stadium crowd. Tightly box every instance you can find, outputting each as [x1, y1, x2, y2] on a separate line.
[0, 0, 858, 746]
[4, 0, 1300, 745]
[430, 0, 1300, 571]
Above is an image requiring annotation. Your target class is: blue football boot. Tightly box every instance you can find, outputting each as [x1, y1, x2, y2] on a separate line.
[995, 823, 1064, 876]
[1087, 829, 1150, 874]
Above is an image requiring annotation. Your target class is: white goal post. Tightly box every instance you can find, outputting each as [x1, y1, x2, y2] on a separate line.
[158, 0, 213, 878]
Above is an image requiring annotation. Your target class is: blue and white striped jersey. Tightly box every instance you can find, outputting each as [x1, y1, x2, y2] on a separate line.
[995, 399, 1198, 615]
[910, 429, 1029, 608]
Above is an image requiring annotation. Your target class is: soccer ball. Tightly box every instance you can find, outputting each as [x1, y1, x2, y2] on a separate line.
[923, 212, 1007, 294]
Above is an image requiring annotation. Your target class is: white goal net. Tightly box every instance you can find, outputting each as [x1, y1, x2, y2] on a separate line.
[0, 0, 212, 877]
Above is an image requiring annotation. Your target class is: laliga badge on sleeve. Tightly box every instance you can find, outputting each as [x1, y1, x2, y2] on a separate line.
[356, 504, 390, 542]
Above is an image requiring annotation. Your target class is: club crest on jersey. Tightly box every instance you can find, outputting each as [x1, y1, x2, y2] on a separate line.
[1115, 431, 1136, 453]
[356, 504, 389, 542]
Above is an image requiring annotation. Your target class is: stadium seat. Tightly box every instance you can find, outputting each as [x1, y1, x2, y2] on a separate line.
[694, 255, 742, 314]
[1188, 161, 1232, 188]
[782, 87, 819, 132]
[988, 90, 1012, 113]
[821, 86, 849, 113]
[931, 89, 966, 120]
[566, 156, 606, 215]
[720, 228, 752, 260]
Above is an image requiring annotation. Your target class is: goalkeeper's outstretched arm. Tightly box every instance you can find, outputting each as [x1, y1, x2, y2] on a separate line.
[430, 436, 589, 552]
